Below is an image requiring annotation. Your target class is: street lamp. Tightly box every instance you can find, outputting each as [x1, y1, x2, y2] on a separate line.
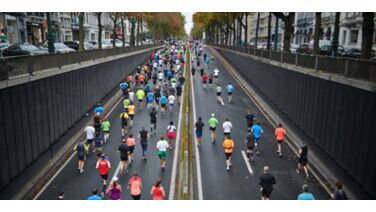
[46, 12, 55, 54]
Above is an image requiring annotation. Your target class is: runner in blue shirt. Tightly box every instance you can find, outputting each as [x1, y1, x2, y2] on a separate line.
[297, 184, 315, 200]
[160, 95, 167, 114]
[147, 92, 154, 108]
[87, 189, 103, 200]
[94, 103, 105, 121]
[226, 83, 234, 103]
[251, 122, 264, 155]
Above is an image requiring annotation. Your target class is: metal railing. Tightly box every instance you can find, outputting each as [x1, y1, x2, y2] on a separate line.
[0, 44, 160, 80]
[210, 44, 376, 82]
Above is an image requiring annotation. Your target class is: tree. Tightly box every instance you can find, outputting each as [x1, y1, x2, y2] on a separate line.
[255, 12, 260, 48]
[331, 12, 340, 57]
[273, 12, 295, 52]
[78, 12, 84, 51]
[361, 12, 375, 59]
[120, 15, 126, 47]
[313, 12, 322, 54]
[267, 13, 272, 49]
[95, 12, 103, 49]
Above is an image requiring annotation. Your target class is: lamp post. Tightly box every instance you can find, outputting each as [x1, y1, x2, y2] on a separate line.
[46, 12, 55, 54]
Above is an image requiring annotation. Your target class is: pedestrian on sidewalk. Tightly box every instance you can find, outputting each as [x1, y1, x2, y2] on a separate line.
[138, 127, 149, 160]
[118, 138, 128, 175]
[150, 179, 166, 200]
[128, 172, 142, 200]
[332, 181, 348, 200]
[101, 119, 110, 143]
[222, 118, 233, 136]
[127, 134, 136, 164]
[157, 136, 169, 171]
[216, 84, 225, 106]
[195, 117, 205, 146]
[106, 177, 122, 200]
[166, 121, 176, 149]
[223, 135, 235, 171]
[87, 189, 102, 200]
[296, 144, 309, 179]
[208, 114, 219, 143]
[74, 140, 89, 173]
[275, 123, 286, 158]
[297, 184, 315, 200]
[251, 122, 264, 155]
[259, 166, 276, 200]
[96, 154, 111, 198]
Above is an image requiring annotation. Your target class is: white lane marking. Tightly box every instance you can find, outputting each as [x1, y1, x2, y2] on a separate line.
[34, 96, 123, 200]
[241, 150, 254, 176]
[190, 55, 204, 200]
[168, 53, 186, 200]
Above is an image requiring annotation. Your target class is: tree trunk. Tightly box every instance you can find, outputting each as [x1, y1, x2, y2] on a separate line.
[313, 12, 322, 54]
[331, 12, 340, 57]
[238, 16, 242, 45]
[111, 13, 118, 48]
[233, 20, 236, 46]
[140, 19, 143, 45]
[282, 12, 295, 52]
[274, 17, 279, 50]
[121, 17, 125, 47]
[361, 12, 375, 59]
[78, 12, 84, 52]
[245, 13, 248, 45]
[97, 12, 102, 49]
[267, 13, 272, 49]
[255, 12, 260, 48]
[130, 18, 136, 46]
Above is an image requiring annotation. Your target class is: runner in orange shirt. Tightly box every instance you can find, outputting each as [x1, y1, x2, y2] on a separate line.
[223, 135, 235, 171]
[275, 123, 286, 158]
[128, 171, 142, 200]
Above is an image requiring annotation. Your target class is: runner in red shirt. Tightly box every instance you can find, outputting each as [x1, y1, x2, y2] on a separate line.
[202, 73, 208, 89]
[128, 172, 142, 200]
[150, 179, 165, 200]
[275, 123, 286, 158]
[96, 154, 111, 197]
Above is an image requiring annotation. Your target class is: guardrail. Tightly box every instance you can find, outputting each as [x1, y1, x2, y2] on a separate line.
[210, 44, 376, 82]
[0, 44, 159, 80]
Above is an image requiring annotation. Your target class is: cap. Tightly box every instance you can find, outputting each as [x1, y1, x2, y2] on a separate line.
[211, 113, 215, 117]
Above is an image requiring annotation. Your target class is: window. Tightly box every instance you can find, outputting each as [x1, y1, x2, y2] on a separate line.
[350, 30, 358, 44]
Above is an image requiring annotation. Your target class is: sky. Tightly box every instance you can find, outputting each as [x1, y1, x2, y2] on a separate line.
[182, 12, 194, 36]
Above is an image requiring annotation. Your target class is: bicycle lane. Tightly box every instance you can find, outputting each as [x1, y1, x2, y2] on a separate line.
[191, 47, 329, 199]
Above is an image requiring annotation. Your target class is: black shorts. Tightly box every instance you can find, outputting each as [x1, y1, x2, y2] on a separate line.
[216, 92, 221, 96]
[225, 152, 232, 159]
[203, 81, 207, 84]
[129, 114, 134, 120]
[228, 92, 232, 96]
[150, 121, 157, 125]
[120, 156, 128, 161]
[247, 142, 254, 150]
[214, 75, 218, 78]
[261, 188, 273, 198]
[161, 103, 166, 108]
[128, 146, 135, 154]
[77, 155, 85, 161]
[122, 121, 128, 127]
[277, 140, 284, 144]
[86, 139, 94, 144]
[224, 132, 231, 136]
[210, 127, 216, 131]
[299, 157, 308, 166]
[100, 174, 108, 180]
[209, 80, 213, 84]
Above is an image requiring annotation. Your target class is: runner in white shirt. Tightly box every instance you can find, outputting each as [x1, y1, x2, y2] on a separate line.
[158, 72, 164, 85]
[222, 118, 233, 136]
[157, 136, 169, 170]
[166, 121, 176, 149]
[153, 62, 158, 69]
[214, 68, 220, 83]
[168, 95, 176, 112]
[84, 125, 95, 151]
[129, 90, 135, 103]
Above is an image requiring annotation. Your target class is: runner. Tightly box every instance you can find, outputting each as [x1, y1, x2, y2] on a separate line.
[101, 119, 110, 143]
[136, 88, 145, 108]
[129, 89, 135, 103]
[216, 84, 225, 106]
[226, 82, 234, 103]
[146, 91, 154, 109]
[123, 97, 130, 113]
[259, 166, 276, 200]
[223, 135, 235, 171]
[245, 129, 255, 162]
[160, 95, 167, 114]
[154, 86, 161, 110]
[150, 179, 165, 200]
[178, 74, 185, 87]
[297, 184, 315, 200]
[127, 74, 133, 86]
[128, 101, 136, 128]
[94, 134, 103, 153]
[120, 109, 129, 137]
[57, 191, 64, 200]
[120, 81, 128, 96]
[332, 182, 348, 200]
[251, 122, 264, 155]
[73, 140, 89, 173]
[200, 66, 205, 77]
[96, 154, 111, 197]
[84, 124, 95, 152]
[118, 138, 128, 175]
[128, 172, 142, 200]
[149, 107, 158, 135]
[87, 189, 102, 200]
[202, 72, 208, 89]
[208, 73, 214, 87]
[222, 118, 233, 136]
[158, 71, 164, 86]
[94, 103, 105, 120]
[176, 84, 182, 104]
[168, 94, 176, 112]
[296, 144, 309, 179]
[157, 136, 169, 171]
[138, 127, 149, 160]
[275, 123, 286, 157]
[191, 66, 196, 76]
[208, 113, 219, 143]
[245, 110, 255, 130]
[213, 67, 220, 83]
[126, 134, 136, 164]
[166, 121, 176, 149]
[106, 177, 122, 200]
[195, 117, 205, 146]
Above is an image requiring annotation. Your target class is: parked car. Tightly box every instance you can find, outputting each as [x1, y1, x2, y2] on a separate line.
[98, 39, 113, 49]
[290, 43, 299, 54]
[341, 48, 376, 59]
[319, 45, 345, 56]
[2, 43, 48, 57]
[64, 41, 96, 50]
[296, 43, 312, 54]
[0, 43, 10, 57]
[40, 42, 76, 54]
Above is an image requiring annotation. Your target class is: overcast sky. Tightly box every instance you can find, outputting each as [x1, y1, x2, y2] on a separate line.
[182, 12, 194, 35]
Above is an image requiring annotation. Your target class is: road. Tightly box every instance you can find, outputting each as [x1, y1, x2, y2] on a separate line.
[191, 47, 330, 200]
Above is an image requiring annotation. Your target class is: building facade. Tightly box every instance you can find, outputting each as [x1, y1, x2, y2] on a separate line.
[0, 13, 27, 44]
[248, 12, 284, 47]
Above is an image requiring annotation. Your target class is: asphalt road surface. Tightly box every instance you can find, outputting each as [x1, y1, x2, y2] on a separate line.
[191, 47, 330, 200]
